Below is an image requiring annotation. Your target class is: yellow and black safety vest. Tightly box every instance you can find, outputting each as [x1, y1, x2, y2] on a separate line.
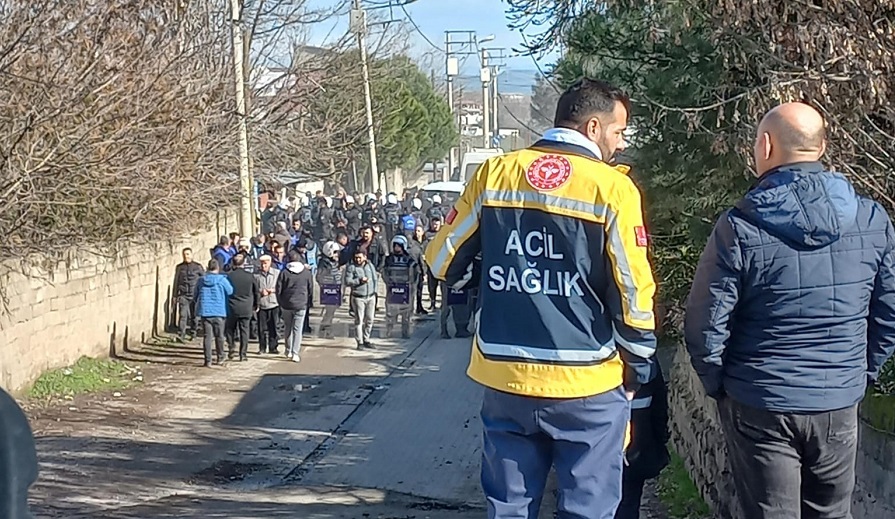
[425, 138, 657, 398]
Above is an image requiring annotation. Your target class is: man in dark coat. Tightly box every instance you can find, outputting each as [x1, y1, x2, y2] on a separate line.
[685, 102, 895, 518]
[173, 247, 205, 341]
[226, 254, 259, 361]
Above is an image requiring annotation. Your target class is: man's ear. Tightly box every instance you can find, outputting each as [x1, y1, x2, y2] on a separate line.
[586, 118, 603, 141]
[819, 139, 827, 159]
[761, 132, 772, 160]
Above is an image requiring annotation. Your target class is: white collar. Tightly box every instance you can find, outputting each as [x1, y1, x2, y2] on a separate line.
[541, 128, 603, 160]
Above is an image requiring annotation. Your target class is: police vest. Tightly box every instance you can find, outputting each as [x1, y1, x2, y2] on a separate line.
[401, 214, 416, 232]
[424, 142, 657, 399]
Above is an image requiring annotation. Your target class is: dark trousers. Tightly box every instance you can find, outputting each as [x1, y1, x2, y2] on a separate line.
[615, 472, 646, 519]
[426, 267, 439, 308]
[202, 317, 226, 363]
[719, 398, 858, 519]
[415, 271, 425, 311]
[226, 315, 251, 358]
[481, 386, 630, 519]
[177, 296, 196, 338]
[258, 307, 280, 353]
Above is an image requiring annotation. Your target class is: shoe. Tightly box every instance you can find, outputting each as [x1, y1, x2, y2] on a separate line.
[240, 356, 248, 362]
[257, 350, 266, 355]
[228, 353, 236, 361]
[269, 349, 279, 355]
[441, 332, 451, 339]
[364, 342, 376, 350]
[291, 354, 301, 363]
[215, 358, 226, 366]
[416, 308, 428, 315]
[456, 331, 473, 339]
[356, 343, 364, 350]
[176, 336, 185, 343]
[203, 361, 213, 368]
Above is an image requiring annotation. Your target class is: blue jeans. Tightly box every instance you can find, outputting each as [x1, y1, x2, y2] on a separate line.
[481, 386, 630, 519]
[282, 308, 308, 357]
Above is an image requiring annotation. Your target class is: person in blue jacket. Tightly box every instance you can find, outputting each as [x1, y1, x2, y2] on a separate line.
[195, 258, 233, 367]
[685, 102, 895, 518]
[211, 235, 235, 272]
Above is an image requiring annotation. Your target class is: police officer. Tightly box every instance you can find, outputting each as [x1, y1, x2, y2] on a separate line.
[426, 194, 445, 222]
[382, 235, 418, 338]
[439, 281, 472, 339]
[425, 78, 657, 518]
[383, 192, 402, 243]
[423, 217, 442, 311]
[410, 197, 428, 229]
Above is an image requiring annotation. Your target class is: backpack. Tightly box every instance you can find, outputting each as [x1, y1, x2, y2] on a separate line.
[401, 214, 416, 232]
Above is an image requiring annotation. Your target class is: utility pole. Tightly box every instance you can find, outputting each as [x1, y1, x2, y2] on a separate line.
[230, 0, 252, 237]
[480, 48, 491, 148]
[486, 48, 507, 150]
[351, 0, 380, 193]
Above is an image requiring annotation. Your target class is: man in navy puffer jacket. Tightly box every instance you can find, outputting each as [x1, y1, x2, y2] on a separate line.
[685, 102, 895, 519]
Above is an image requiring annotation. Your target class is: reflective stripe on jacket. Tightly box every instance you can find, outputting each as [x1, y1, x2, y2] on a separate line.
[424, 139, 657, 398]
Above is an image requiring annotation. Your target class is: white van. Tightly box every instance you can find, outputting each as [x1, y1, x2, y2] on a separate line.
[458, 148, 504, 182]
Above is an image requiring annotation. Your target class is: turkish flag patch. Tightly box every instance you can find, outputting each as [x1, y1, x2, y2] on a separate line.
[445, 207, 458, 225]
[635, 226, 649, 247]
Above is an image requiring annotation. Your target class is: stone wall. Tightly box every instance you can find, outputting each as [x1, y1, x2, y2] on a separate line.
[669, 341, 895, 519]
[0, 211, 237, 394]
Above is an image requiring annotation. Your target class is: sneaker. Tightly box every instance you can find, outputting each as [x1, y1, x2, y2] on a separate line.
[356, 343, 364, 350]
[291, 354, 301, 363]
[441, 331, 451, 339]
[203, 361, 213, 368]
[416, 309, 428, 316]
[364, 342, 376, 350]
[257, 349, 266, 355]
[215, 358, 226, 366]
[240, 356, 248, 362]
[456, 331, 473, 339]
[269, 349, 279, 355]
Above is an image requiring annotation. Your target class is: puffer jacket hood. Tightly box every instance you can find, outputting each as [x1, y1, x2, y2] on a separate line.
[200, 273, 229, 289]
[735, 162, 858, 249]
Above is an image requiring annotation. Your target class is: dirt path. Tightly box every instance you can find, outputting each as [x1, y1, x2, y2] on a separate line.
[24, 304, 668, 518]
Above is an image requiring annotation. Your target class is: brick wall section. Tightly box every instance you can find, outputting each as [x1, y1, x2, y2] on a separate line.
[0, 210, 237, 394]
[669, 341, 895, 518]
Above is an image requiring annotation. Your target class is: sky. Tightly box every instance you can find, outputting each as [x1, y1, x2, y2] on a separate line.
[306, 0, 559, 94]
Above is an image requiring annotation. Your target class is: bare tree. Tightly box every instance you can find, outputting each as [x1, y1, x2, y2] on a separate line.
[0, 0, 237, 258]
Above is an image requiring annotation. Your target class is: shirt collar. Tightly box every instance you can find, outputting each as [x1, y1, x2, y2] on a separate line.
[540, 128, 603, 161]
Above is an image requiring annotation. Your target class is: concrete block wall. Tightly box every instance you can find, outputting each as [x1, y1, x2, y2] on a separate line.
[0, 210, 237, 394]
[669, 341, 895, 518]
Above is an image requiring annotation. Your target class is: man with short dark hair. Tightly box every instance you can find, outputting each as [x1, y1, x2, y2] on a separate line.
[426, 77, 656, 517]
[173, 247, 204, 341]
[226, 254, 259, 362]
[211, 235, 234, 271]
[255, 255, 281, 354]
[195, 259, 233, 367]
[685, 102, 895, 518]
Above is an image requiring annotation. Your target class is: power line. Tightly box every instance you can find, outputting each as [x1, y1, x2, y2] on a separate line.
[518, 30, 560, 93]
[498, 93, 543, 138]
[399, 3, 444, 54]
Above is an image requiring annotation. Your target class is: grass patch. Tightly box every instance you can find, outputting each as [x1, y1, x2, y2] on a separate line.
[861, 390, 895, 433]
[28, 356, 138, 400]
[657, 449, 711, 519]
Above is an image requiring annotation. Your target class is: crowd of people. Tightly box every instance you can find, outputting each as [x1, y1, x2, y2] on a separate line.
[171, 188, 471, 368]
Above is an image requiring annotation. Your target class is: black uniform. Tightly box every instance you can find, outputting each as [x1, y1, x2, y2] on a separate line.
[173, 261, 205, 338]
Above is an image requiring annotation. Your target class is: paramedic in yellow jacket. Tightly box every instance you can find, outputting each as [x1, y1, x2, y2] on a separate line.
[425, 78, 657, 519]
